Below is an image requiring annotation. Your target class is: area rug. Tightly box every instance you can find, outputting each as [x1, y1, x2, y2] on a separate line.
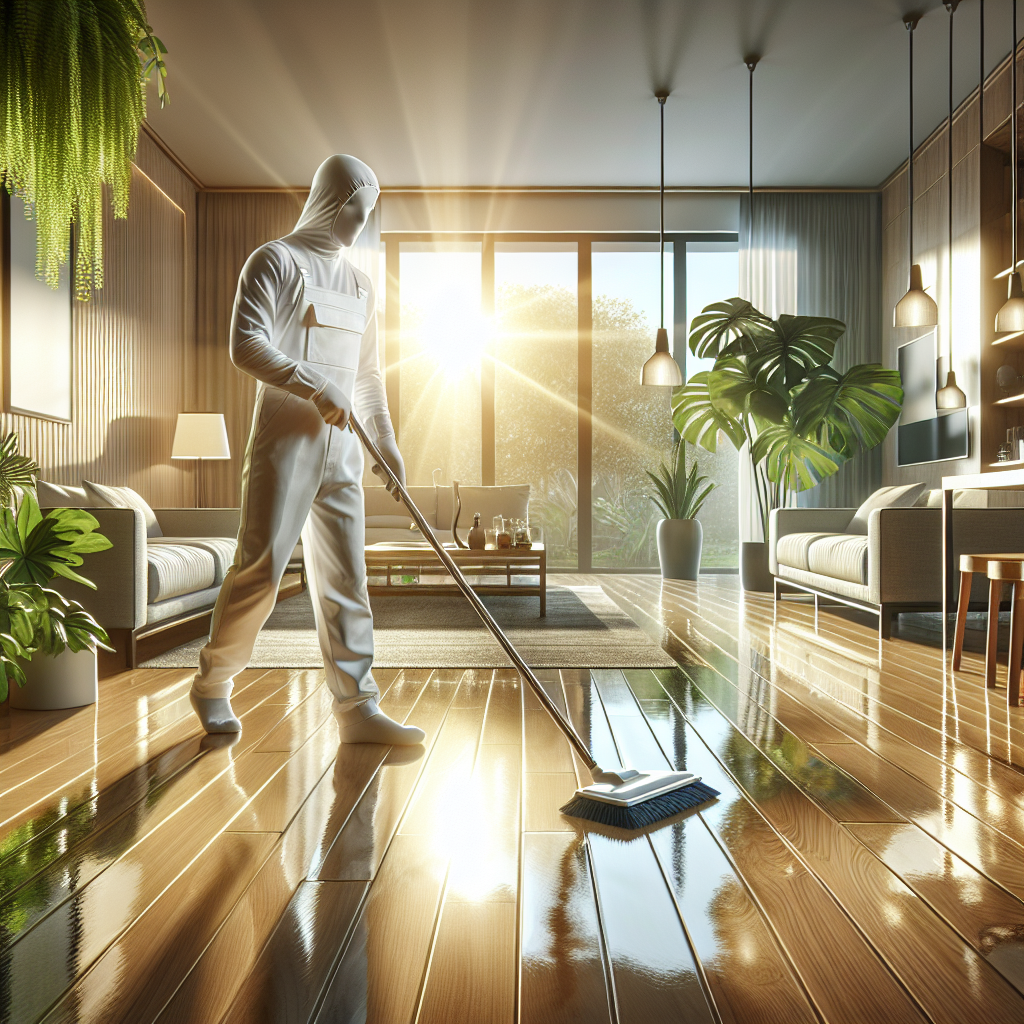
[140, 584, 676, 669]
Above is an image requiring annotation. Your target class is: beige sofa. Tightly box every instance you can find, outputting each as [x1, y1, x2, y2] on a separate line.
[770, 491, 1024, 640]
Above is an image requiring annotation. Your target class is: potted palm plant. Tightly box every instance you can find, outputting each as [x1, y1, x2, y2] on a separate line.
[646, 441, 717, 580]
[0, 435, 113, 709]
[672, 298, 903, 591]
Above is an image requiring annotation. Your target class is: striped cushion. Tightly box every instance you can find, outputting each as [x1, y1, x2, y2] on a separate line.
[84, 480, 163, 538]
[151, 536, 237, 585]
[806, 534, 869, 585]
[147, 544, 216, 603]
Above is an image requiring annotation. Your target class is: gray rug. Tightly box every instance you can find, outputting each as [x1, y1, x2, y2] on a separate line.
[141, 585, 675, 669]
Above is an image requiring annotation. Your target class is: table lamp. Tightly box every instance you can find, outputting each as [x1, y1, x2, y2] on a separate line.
[172, 413, 231, 507]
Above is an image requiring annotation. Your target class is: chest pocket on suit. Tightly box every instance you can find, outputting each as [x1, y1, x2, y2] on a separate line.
[302, 285, 367, 371]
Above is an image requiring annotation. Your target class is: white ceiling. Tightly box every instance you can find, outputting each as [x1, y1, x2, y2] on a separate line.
[144, 0, 1009, 190]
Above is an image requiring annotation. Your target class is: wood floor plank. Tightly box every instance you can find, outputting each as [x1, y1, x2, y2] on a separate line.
[218, 880, 368, 1024]
[40, 831, 279, 1024]
[312, 833, 448, 1024]
[520, 832, 613, 1024]
[482, 669, 523, 746]
[638, 696, 930, 1024]
[253, 685, 335, 752]
[648, 816, 819, 1024]
[655, 668, 1024, 1024]
[312, 672, 460, 881]
[417, 902, 517, 1024]
[397, 705, 488, 837]
[587, 832, 717, 1024]
[849, 822, 1024, 995]
[0, 749, 289, 1024]
[446, 743, 521, 904]
[152, 729, 377, 1024]
[524, 773, 576, 832]
[814, 741, 1024, 902]
[231, 670, 421, 834]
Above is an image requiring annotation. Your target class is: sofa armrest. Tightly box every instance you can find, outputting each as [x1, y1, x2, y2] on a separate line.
[153, 508, 241, 538]
[869, 507, 941, 605]
[44, 507, 147, 630]
[769, 507, 856, 574]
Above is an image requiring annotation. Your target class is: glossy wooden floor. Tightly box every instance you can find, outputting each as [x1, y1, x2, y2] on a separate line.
[0, 575, 1021, 1023]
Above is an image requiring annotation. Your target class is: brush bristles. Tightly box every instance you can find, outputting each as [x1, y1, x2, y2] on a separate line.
[561, 781, 719, 829]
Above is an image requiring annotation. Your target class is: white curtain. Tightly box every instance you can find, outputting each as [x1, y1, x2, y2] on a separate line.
[738, 192, 882, 530]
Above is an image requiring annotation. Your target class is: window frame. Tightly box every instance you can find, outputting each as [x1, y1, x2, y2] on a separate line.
[382, 231, 738, 572]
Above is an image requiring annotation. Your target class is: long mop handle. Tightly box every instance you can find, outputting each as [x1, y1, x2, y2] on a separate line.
[350, 414, 599, 771]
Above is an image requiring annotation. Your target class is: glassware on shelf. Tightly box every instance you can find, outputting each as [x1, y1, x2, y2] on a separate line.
[485, 528, 498, 548]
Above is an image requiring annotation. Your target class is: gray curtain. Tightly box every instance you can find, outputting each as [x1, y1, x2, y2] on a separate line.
[740, 192, 883, 509]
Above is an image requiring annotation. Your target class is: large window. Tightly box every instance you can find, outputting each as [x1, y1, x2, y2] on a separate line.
[592, 243, 674, 569]
[384, 233, 738, 571]
[494, 244, 578, 568]
[398, 242, 483, 485]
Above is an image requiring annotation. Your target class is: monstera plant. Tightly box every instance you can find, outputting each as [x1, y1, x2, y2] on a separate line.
[672, 298, 903, 544]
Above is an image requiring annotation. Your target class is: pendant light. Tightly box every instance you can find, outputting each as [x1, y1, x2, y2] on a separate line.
[937, 1, 968, 409]
[996, 0, 1024, 331]
[895, 16, 939, 327]
[641, 91, 682, 386]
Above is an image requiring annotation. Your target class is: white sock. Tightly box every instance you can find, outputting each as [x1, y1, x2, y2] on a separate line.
[333, 698, 425, 746]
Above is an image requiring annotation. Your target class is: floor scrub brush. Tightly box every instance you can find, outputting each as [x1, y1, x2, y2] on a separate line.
[349, 415, 719, 830]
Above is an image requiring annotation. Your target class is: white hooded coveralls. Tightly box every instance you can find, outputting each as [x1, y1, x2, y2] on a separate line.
[192, 156, 391, 710]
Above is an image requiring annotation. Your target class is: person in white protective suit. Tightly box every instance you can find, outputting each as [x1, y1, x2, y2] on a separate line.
[189, 155, 425, 746]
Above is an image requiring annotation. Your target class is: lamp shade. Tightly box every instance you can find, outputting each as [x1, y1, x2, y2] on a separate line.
[641, 328, 683, 387]
[171, 413, 231, 459]
[894, 265, 938, 327]
[935, 370, 967, 410]
[995, 272, 1024, 333]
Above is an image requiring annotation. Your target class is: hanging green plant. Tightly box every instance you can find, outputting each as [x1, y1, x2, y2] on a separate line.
[0, 0, 168, 299]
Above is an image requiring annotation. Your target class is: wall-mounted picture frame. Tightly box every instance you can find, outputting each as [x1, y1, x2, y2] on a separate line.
[896, 331, 969, 466]
[1, 191, 74, 423]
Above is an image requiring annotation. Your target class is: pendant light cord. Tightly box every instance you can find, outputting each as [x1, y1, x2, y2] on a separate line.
[1014, 0, 1018, 276]
[907, 17, 916, 271]
[659, 93, 666, 330]
[948, 2, 956, 362]
[746, 57, 758, 260]
[979, 0, 984, 149]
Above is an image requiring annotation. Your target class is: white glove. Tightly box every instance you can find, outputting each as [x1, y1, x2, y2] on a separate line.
[371, 432, 406, 501]
[311, 380, 351, 427]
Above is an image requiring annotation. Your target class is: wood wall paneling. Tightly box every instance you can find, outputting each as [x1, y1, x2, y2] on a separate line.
[1, 132, 197, 507]
[195, 191, 306, 508]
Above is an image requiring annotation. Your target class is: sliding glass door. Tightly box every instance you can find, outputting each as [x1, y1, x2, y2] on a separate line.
[383, 232, 739, 571]
[591, 243, 674, 569]
[397, 242, 483, 485]
[494, 243, 579, 568]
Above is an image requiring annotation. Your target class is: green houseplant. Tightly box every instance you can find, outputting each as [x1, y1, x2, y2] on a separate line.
[671, 298, 903, 589]
[0, 436, 112, 706]
[646, 441, 717, 580]
[0, 0, 168, 298]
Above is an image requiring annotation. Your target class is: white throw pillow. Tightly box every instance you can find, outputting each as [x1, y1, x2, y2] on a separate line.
[83, 480, 163, 538]
[36, 480, 91, 507]
[845, 483, 927, 535]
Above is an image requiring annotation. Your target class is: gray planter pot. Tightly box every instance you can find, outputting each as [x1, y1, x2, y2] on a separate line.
[10, 648, 98, 711]
[656, 518, 703, 580]
[740, 541, 774, 592]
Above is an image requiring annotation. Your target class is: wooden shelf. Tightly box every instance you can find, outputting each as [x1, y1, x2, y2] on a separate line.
[989, 459, 1024, 467]
[994, 393, 1024, 406]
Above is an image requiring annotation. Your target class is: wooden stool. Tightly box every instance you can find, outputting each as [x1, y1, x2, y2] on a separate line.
[985, 558, 1024, 707]
[953, 554, 1024, 688]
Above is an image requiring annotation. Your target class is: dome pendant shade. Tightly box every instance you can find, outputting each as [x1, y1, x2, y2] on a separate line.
[894, 265, 938, 327]
[995, 272, 1024, 333]
[935, 370, 967, 410]
[641, 328, 682, 386]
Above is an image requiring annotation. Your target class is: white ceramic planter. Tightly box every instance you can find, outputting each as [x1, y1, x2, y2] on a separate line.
[10, 648, 98, 711]
[656, 518, 703, 580]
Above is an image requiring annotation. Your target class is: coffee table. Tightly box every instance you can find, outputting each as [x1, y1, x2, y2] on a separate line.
[364, 542, 547, 616]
